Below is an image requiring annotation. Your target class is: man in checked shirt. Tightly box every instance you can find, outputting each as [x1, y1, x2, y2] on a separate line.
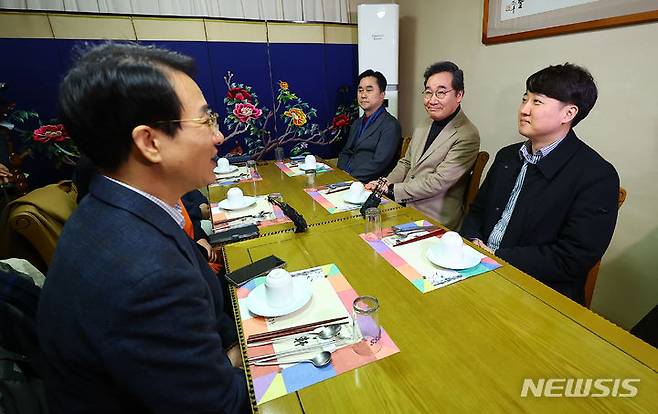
[461, 63, 619, 305]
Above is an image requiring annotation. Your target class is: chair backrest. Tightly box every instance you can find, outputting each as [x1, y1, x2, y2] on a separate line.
[399, 136, 412, 160]
[0, 263, 41, 360]
[584, 187, 627, 308]
[463, 151, 490, 215]
[1, 181, 78, 270]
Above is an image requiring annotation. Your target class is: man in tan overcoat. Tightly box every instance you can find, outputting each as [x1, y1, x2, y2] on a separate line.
[368, 61, 480, 229]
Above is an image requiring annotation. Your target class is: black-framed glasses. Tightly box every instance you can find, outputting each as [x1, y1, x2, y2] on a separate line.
[422, 89, 454, 101]
[154, 109, 220, 134]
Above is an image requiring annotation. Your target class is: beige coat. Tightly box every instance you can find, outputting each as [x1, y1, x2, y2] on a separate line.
[387, 109, 480, 229]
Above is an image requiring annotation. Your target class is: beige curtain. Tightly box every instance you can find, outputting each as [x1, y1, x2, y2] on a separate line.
[1, 0, 356, 22]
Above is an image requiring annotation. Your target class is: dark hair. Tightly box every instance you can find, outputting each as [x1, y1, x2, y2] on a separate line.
[59, 42, 196, 172]
[358, 69, 387, 92]
[526, 63, 597, 127]
[72, 154, 98, 203]
[423, 61, 464, 92]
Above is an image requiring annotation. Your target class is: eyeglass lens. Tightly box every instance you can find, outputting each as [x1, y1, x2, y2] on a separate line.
[423, 90, 448, 100]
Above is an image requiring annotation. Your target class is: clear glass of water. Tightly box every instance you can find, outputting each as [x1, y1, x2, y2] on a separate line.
[274, 147, 285, 162]
[364, 207, 381, 241]
[352, 295, 382, 356]
[305, 170, 316, 188]
[246, 159, 257, 176]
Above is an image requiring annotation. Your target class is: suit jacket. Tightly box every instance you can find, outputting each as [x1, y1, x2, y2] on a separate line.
[337, 109, 402, 182]
[461, 130, 619, 304]
[387, 109, 480, 229]
[37, 176, 247, 414]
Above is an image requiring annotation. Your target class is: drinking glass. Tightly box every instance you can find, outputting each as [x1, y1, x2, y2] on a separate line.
[274, 147, 285, 162]
[246, 159, 257, 176]
[352, 295, 382, 356]
[364, 207, 381, 241]
[305, 170, 316, 188]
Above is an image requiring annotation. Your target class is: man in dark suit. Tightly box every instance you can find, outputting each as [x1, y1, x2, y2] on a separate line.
[461, 63, 619, 304]
[337, 69, 401, 182]
[37, 43, 247, 413]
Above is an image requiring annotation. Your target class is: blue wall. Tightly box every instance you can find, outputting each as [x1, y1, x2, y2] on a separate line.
[1, 38, 357, 187]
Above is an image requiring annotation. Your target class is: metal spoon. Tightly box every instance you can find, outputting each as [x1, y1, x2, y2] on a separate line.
[327, 182, 351, 190]
[216, 173, 249, 180]
[312, 324, 342, 339]
[247, 324, 342, 348]
[393, 226, 438, 236]
[214, 211, 267, 227]
[393, 226, 439, 240]
[253, 351, 332, 368]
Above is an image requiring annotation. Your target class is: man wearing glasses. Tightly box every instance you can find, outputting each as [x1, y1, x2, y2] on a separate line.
[37, 43, 247, 413]
[461, 63, 619, 304]
[337, 69, 402, 182]
[367, 61, 480, 229]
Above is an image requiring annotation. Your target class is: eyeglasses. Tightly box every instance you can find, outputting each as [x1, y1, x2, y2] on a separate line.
[422, 89, 454, 101]
[154, 109, 221, 134]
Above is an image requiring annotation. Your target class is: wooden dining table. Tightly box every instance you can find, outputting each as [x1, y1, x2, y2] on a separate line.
[220, 209, 657, 413]
[211, 160, 658, 413]
[207, 159, 403, 235]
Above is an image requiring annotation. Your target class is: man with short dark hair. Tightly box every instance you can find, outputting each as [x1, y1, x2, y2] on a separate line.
[368, 61, 480, 229]
[37, 43, 247, 413]
[461, 63, 619, 304]
[337, 69, 401, 182]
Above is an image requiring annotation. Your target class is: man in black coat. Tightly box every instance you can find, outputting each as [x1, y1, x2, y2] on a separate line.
[461, 63, 619, 304]
[337, 69, 401, 182]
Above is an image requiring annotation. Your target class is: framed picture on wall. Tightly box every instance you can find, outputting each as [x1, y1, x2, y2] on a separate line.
[482, 0, 658, 44]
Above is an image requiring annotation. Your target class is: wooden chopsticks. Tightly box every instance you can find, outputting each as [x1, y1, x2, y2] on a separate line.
[246, 317, 349, 344]
[393, 228, 447, 247]
[325, 186, 350, 195]
[248, 339, 340, 363]
[215, 215, 254, 226]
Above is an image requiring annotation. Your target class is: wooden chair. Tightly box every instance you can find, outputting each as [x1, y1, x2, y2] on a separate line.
[463, 151, 490, 215]
[584, 187, 627, 308]
[399, 136, 412, 160]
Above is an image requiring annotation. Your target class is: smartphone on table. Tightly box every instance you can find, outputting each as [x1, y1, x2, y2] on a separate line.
[224, 255, 286, 287]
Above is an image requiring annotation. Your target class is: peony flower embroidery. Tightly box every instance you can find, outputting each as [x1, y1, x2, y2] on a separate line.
[284, 108, 307, 126]
[233, 102, 262, 123]
[33, 124, 69, 143]
[227, 87, 252, 102]
[278, 81, 289, 90]
[26, 121, 79, 166]
[331, 114, 350, 129]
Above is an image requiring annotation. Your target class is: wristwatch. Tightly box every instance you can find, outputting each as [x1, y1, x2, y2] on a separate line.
[387, 183, 395, 200]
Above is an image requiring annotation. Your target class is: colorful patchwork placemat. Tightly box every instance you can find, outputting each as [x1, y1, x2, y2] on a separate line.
[238, 264, 399, 405]
[209, 165, 262, 188]
[303, 181, 390, 214]
[274, 161, 333, 177]
[361, 221, 502, 293]
[211, 195, 291, 230]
